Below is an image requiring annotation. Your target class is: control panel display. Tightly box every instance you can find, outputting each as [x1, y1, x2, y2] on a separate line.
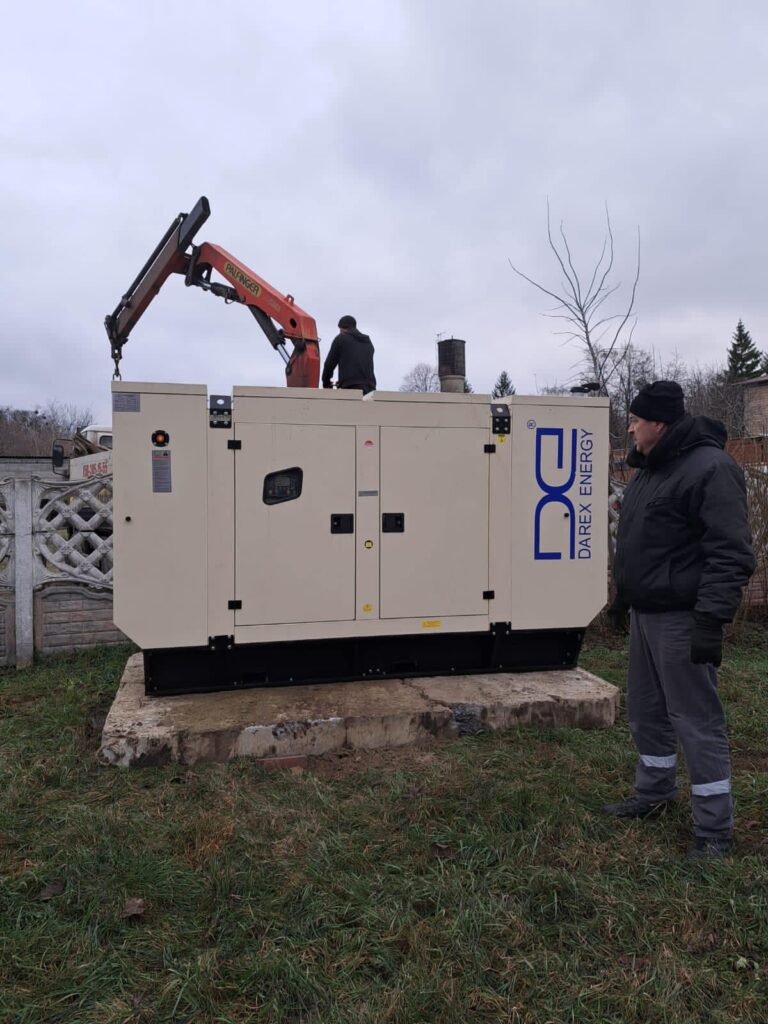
[263, 467, 303, 505]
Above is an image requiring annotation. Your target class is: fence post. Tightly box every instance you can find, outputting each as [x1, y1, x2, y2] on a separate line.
[13, 477, 34, 667]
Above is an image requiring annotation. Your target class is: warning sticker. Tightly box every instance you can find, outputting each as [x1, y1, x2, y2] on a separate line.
[152, 450, 172, 493]
[113, 391, 140, 413]
[421, 620, 441, 629]
[362, 603, 373, 613]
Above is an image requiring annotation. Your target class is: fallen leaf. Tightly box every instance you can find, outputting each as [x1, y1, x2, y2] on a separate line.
[121, 897, 147, 919]
[38, 880, 65, 901]
[430, 842, 459, 862]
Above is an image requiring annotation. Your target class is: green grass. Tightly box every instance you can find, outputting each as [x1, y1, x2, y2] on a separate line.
[1, 628, 767, 1024]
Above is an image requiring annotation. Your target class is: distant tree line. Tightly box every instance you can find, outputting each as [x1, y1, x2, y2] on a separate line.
[399, 364, 516, 397]
[0, 402, 93, 457]
[399, 317, 766, 450]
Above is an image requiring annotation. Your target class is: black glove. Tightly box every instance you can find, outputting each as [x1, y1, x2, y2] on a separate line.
[606, 595, 629, 633]
[690, 613, 723, 667]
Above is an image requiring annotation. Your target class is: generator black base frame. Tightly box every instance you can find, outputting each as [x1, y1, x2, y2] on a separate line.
[144, 624, 585, 696]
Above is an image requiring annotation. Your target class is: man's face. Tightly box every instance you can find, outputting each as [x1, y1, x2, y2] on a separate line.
[628, 414, 667, 455]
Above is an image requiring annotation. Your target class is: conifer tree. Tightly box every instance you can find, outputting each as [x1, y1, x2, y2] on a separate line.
[492, 370, 516, 397]
[727, 320, 762, 380]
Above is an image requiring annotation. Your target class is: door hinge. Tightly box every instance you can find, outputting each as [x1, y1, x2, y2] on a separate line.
[210, 394, 232, 428]
[228, 439, 242, 450]
[484, 443, 496, 454]
[483, 590, 495, 600]
[490, 404, 511, 435]
[228, 599, 242, 609]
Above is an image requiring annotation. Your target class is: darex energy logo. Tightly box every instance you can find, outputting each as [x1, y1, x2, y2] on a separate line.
[532, 426, 594, 560]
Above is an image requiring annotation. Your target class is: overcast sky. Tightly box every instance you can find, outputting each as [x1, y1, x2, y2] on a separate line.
[2, 0, 767, 423]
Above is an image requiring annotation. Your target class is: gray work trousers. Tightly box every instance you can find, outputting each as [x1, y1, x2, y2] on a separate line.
[628, 609, 733, 838]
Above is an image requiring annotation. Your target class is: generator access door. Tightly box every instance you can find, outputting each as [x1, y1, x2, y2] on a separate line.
[379, 426, 490, 620]
[234, 424, 356, 625]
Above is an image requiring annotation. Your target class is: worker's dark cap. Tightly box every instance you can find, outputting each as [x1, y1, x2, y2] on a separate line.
[629, 380, 685, 424]
[338, 315, 357, 329]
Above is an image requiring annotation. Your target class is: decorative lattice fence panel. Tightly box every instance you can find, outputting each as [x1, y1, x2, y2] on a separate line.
[608, 477, 625, 560]
[0, 480, 13, 586]
[33, 477, 113, 588]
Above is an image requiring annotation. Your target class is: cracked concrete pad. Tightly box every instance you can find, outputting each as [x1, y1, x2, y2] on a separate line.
[98, 655, 619, 767]
[98, 654, 456, 767]
[411, 668, 619, 734]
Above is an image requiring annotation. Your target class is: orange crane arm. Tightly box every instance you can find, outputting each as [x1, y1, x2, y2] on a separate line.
[104, 197, 320, 387]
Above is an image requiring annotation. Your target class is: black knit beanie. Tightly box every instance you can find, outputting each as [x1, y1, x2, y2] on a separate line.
[338, 315, 357, 329]
[629, 380, 685, 424]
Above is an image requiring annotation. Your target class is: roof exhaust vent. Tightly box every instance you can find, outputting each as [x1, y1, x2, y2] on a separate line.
[437, 337, 466, 393]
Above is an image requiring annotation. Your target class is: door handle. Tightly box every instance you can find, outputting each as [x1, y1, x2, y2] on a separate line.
[330, 513, 354, 534]
[382, 513, 405, 533]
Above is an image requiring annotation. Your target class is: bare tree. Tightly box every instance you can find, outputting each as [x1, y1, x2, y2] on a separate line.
[683, 364, 744, 437]
[0, 402, 93, 457]
[602, 344, 689, 449]
[510, 202, 640, 393]
[399, 363, 440, 393]
[603, 345, 747, 450]
[42, 400, 94, 435]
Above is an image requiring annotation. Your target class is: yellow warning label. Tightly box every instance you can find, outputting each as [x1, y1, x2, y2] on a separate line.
[362, 603, 373, 613]
[224, 261, 261, 298]
[497, 434, 506, 444]
[421, 619, 441, 629]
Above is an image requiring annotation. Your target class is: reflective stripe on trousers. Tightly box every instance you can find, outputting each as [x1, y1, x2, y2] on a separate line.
[628, 609, 733, 838]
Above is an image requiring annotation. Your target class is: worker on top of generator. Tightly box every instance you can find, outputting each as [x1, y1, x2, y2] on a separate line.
[322, 315, 376, 395]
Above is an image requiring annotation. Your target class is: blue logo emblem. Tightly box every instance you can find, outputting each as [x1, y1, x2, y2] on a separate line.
[534, 428, 577, 560]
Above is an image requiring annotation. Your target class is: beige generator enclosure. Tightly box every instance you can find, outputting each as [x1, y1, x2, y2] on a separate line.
[111, 384, 609, 695]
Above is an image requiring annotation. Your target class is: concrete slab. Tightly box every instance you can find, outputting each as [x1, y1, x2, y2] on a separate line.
[98, 653, 619, 767]
[411, 670, 619, 734]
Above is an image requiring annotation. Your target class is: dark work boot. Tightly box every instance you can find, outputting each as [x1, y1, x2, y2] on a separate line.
[602, 796, 673, 819]
[686, 836, 734, 861]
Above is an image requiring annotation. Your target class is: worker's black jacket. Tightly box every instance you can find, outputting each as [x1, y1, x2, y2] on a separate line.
[613, 415, 755, 621]
[322, 329, 376, 393]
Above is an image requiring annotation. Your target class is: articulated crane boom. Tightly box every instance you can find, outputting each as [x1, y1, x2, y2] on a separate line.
[104, 196, 321, 387]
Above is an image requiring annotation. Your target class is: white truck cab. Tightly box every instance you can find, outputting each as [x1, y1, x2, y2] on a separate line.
[52, 423, 113, 479]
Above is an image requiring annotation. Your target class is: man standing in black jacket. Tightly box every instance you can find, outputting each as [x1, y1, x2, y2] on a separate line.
[605, 381, 755, 859]
[322, 315, 376, 394]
